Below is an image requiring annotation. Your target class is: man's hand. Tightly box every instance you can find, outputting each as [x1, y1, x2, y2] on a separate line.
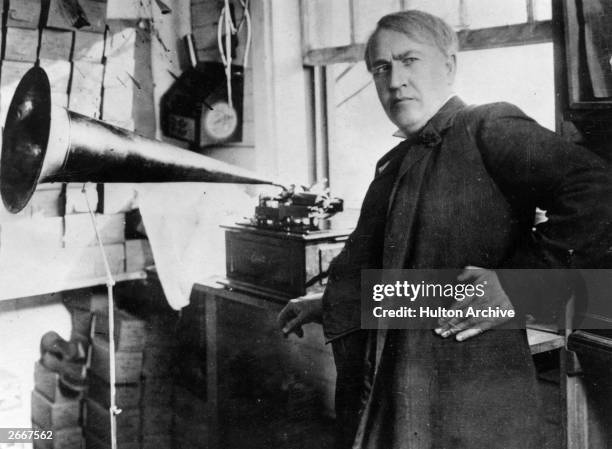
[277, 293, 323, 338]
[434, 266, 515, 342]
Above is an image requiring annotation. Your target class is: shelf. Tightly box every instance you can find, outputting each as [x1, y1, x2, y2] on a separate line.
[527, 328, 565, 354]
[0, 270, 147, 302]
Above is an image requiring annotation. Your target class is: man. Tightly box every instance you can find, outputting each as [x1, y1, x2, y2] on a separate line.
[278, 10, 612, 449]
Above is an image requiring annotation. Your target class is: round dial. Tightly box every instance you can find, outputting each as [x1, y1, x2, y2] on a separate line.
[203, 101, 238, 140]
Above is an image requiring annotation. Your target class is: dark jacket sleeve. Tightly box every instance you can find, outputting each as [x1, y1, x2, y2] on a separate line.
[472, 102, 612, 318]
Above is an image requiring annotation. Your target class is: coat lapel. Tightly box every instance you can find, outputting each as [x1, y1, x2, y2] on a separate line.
[382, 96, 467, 269]
[382, 144, 434, 269]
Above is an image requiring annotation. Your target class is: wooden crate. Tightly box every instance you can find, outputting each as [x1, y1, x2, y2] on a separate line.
[31, 390, 80, 430]
[73, 31, 105, 62]
[224, 225, 348, 298]
[87, 375, 141, 410]
[79, 0, 107, 33]
[94, 308, 146, 352]
[38, 59, 71, 93]
[39, 29, 73, 60]
[46, 0, 105, 33]
[70, 307, 93, 337]
[3, 28, 39, 62]
[32, 426, 82, 449]
[105, 24, 136, 62]
[63, 290, 110, 313]
[90, 335, 143, 383]
[28, 186, 63, 217]
[69, 61, 104, 118]
[85, 399, 140, 443]
[102, 86, 134, 123]
[6, 0, 41, 28]
[33, 362, 82, 404]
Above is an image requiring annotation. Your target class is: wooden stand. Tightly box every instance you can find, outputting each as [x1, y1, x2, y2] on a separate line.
[192, 280, 336, 449]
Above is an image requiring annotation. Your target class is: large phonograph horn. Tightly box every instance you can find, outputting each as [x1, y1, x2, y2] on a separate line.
[0, 67, 284, 213]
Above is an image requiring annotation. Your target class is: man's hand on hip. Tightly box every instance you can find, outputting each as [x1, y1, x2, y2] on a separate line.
[277, 292, 323, 338]
[434, 266, 515, 342]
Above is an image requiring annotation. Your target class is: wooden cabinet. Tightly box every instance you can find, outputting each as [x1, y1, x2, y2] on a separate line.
[192, 281, 335, 449]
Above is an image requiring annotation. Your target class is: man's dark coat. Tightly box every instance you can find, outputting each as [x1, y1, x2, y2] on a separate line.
[321, 97, 612, 448]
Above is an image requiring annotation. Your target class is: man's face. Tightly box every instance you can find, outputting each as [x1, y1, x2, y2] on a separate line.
[368, 29, 456, 136]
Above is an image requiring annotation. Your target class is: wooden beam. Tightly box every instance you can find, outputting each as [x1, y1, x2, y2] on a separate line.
[304, 20, 553, 66]
[459, 20, 552, 51]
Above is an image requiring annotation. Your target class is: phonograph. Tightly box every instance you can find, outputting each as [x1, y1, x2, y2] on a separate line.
[222, 184, 349, 301]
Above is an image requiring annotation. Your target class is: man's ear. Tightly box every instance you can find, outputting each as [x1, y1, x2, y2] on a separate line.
[446, 53, 457, 83]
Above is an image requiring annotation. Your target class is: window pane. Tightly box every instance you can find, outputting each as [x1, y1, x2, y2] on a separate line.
[534, 0, 552, 21]
[331, 62, 399, 209]
[353, 0, 401, 43]
[304, 0, 352, 49]
[402, 0, 462, 29]
[464, 0, 527, 28]
[454, 43, 555, 130]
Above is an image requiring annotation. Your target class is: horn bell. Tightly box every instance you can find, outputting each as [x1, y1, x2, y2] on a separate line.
[1, 67, 284, 213]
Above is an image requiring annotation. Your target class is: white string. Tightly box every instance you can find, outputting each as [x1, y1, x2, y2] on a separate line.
[217, 0, 253, 104]
[83, 185, 121, 449]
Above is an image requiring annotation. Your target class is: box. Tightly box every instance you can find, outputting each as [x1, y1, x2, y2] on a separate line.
[28, 186, 63, 217]
[85, 399, 140, 443]
[69, 61, 104, 118]
[70, 308, 93, 337]
[64, 290, 109, 313]
[105, 25, 136, 63]
[32, 425, 82, 449]
[79, 0, 106, 33]
[39, 29, 74, 60]
[90, 336, 143, 383]
[102, 86, 134, 123]
[94, 309, 146, 352]
[6, 0, 41, 28]
[73, 31, 105, 62]
[46, 0, 105, 32]
[224, 225, 348, 299]
[33, 362, 82, 404]
[31, 390, 80, 430]
[88, 375, 141, 410]
[63, 213, 126, 248]
[3, 28, 39, 62]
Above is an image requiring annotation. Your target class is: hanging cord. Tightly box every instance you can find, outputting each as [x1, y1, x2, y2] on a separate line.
[217, 0, 235, 109]
[83, 184, 121, 449]
[217, 0, 252, 109]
